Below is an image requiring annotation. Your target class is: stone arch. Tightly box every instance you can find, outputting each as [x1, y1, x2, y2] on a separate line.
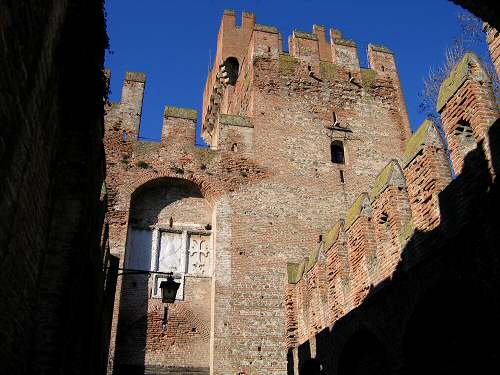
[129, 176, 212, 228]
[125, 171, 219, 205]
[337, 329, 391, 375]
[403, 280, 498, 375]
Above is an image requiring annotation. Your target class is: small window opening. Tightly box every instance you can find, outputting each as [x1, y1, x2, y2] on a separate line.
[331, 141, 345, 164]
[381, 65, 385, 72]
[122, 130, 127, 141]
[454, 120, 474, 139]
[267, 46, 271, 53]
[339, 170, 345, 183]
[308, 65, 312, 71]
[224, 57, 239, 85]
[378, 212, 390, 243]
[318, 234, 323, 243]
[378, 212, 389, 225]
[454, 119, 475, 150]
[231, 143, 238, 152]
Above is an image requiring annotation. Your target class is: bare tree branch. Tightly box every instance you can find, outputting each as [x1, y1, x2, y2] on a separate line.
[419, 11, 500, 130]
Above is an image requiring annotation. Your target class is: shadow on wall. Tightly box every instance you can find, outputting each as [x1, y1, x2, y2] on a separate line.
[292, 120, 500, 375]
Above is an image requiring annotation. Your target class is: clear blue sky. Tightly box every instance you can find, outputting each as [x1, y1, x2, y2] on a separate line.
[105, 0, 485, 144]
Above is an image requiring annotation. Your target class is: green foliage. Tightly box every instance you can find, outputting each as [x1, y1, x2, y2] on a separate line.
[195, 147, 217, 166]
[320, 62, 337, 80]
[361, 68, 376, 88]
[136, 160, 151, 169]
[279, 54, 299, 75]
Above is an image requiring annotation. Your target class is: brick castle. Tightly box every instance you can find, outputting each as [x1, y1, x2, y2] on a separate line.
[2, 2, 499, 375]
[102, 9, 500, 375]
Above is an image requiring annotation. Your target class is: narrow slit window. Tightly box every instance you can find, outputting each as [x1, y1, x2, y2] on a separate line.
[331, 141, 345, 164]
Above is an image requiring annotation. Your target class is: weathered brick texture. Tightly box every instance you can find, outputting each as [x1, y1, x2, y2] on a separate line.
[105, 10, 412, 375]
[285, 26, 500, 375]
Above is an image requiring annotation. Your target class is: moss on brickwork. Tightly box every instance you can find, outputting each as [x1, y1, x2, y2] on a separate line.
[346, 193, 368, 229]
[399, 220, 414, 244]
[324, 221, 341, 251]
[334, 39, 357, 47]
[287, 262, 305, 284]
[370, 161, 395, 200]
[306, 244, 321, 272]
[279, 54, 299, 75]
[136, 160, 151, 169]
[320, 62, 337, 80]
[369, 44, 394, 54]
[219, 114, 253, 127]
[194, 147, 217, 165]
[361, 68, 376, 88]
[164, 106, 198, 120]
[133, 141, 161, 158]
[403, 119, 433, 166]
[293, 30, 318, 40]
[436, 52, 485, 112]
[125, 72, 146, 83]
[254, 24, 279, 34]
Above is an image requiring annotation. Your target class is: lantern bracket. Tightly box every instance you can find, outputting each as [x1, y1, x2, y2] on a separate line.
[115, 268, 173, 277]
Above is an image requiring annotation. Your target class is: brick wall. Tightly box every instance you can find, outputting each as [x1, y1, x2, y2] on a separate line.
[105, 10, 413, 374]
[285, 33, 500, 375]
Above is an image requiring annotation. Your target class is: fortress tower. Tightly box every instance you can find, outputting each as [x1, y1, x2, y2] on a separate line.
[104, 10, 414, 374]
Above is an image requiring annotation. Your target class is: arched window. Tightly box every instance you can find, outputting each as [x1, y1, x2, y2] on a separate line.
[224, 57, 239, 85]
[331, 141, 345, 164]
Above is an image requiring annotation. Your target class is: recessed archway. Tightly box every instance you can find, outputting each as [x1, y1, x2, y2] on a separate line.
[115, 177, 213, 374]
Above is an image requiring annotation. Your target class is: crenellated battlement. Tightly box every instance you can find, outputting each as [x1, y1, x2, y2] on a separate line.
[99, 8, 500, 374]
[202, 10, 412, 147]
[285, 48, 500, 349]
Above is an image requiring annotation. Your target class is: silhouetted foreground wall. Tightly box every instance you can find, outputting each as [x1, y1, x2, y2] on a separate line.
[0, 1, 111, 374]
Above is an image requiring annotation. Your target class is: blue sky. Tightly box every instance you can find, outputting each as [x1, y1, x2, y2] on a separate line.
[105, 0, 484, 144]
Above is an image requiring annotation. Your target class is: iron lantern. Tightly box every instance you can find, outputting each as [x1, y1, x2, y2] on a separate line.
[159, 274, 180, 304]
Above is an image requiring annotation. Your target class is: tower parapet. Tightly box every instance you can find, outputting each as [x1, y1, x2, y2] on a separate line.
[120, 72, 146, 139]
[201, 10, 411, 152]
[162, 106, 198, 147]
